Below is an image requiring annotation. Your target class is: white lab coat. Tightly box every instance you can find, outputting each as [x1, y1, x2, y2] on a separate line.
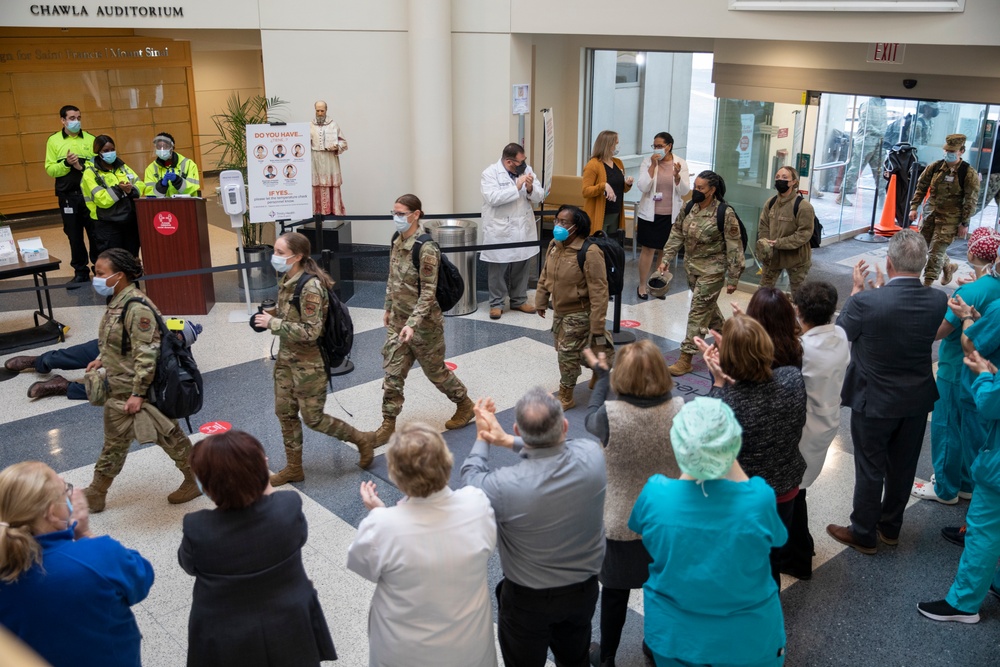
[346, 486, 498, 667]
[480, 159, 542, 264]
[635, 154, 691, 222]
[798, 324, 851, 488]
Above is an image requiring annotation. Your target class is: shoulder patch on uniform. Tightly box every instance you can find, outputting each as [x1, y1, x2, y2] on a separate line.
[304, 292, 321, 305]
[304, 302, 317, 317]
[138, 316, 152, 332]
[422, 262, 435, 277]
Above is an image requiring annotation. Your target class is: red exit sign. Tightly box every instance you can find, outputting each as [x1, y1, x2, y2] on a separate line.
[867, 42, 906, 64]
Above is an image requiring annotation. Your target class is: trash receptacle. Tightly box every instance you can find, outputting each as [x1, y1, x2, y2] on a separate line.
[425, 218, 477, 316]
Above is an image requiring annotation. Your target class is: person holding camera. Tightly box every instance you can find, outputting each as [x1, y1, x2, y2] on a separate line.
[143, 132, 201, 198]
[252, 232, 375, 482]
[45, 104, 98, 286]
[81, 134, 142, 257]
[535, 205, 614, 410]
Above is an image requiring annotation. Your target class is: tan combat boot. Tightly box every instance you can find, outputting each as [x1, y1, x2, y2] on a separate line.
[445, 397, 475, 430]
[668, 352, 693, 377]
[557, 385, 576, 411]
[373, 418, 396, 447]
[83, 472, 115, 513]
[270, 449, 305, 486]
[168, 469, 202, 504]
[941, 262, 958, 286]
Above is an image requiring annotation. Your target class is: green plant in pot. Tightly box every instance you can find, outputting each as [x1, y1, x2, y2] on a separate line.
[207, 94, 288, 290]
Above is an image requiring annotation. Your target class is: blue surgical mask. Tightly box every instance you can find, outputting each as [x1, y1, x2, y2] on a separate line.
[653, 149, 666, 158]
[66, 497, 74, 517]
[101, 151, 117, 164]
[553, 225, 570, 242]
[393, 214, 411, 233]
[92, 272, 121, 297]
[271, 255, 292, 273]
[613, 149, 620, 157]
[944, 151, 959, 163]
[156, 148, 172, 161]
[194, 477, 204, 496]
[66, 120, 81, 133]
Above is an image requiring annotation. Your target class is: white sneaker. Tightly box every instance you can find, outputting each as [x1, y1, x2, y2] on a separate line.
[912, 478, 959, 505]
[958, 491, 973, 500]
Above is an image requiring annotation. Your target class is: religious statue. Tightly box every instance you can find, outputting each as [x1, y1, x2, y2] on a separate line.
[310, 100, 348, 216]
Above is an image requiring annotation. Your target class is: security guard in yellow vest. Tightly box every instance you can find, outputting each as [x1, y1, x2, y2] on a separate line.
[44, 104, 98, 285]
[143, 132, 201, 198]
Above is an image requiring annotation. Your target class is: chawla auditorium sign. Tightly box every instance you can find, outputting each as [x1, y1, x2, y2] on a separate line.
[29, 4, 184, 17]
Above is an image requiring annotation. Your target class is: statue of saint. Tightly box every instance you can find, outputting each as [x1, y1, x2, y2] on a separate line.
[310, 100, 348, 216]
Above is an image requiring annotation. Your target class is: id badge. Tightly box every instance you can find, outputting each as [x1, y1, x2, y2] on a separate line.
[63, 206, 74, 214]
[945, 175, 955, 182]
[653, 192, 663, 202]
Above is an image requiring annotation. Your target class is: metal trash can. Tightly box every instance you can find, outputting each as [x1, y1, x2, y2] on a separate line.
[424, 218, 477, 316]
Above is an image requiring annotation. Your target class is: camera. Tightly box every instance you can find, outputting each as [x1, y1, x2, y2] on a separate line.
[902, 79, 918, 90]
[249, 299, 276, 332]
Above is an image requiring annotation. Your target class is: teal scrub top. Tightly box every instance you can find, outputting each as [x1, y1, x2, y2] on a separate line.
[961, 299, 1000, 408]
[939, 276, 1000, 385]
[628, 475, 787, 665]
[971, 371, 1000, 494]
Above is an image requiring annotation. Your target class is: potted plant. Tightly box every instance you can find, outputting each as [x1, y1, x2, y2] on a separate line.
[207, 93, 288, 290]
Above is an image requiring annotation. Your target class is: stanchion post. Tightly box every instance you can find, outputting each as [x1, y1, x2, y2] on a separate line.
[611, 229, 635, 345]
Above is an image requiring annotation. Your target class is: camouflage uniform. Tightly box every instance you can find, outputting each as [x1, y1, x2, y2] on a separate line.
[534, 237, 615, 388]
[661, 201, 745, 356]
[269, 270, 361, 454]
[382, 231, 468, 419]
[842, 99, 888, 196]
[94, 283, 192, 478]
[910, 156, 980, 284]
[758, 192, 815, 294]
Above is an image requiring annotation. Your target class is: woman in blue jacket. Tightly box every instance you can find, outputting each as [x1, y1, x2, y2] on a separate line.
[0, 461, 153, 667]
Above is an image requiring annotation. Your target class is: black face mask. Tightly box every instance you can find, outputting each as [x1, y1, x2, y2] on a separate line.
[774, 180, 791, 194]
[513, 162, 527, 176]
[691, 190, 707, 204]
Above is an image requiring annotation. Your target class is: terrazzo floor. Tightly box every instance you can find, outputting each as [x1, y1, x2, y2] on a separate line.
[1, 220, 997, 666]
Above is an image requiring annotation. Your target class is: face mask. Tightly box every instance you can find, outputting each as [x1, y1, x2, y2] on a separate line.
[271, 255, 293, 273]
[92, 273, 120, 296]
[613, 149, 620, 157]
[774, 180, 791, 194]
[393, 214, 411, 233]
[513, 162, 527, 176]
[156, 148, 172, 160]
[66, 120, 81, 133]
[653, 149, 666, 158]
[101, 151, 117, 164]
[944, 152, 959, 163]
[691, 190, 707, 204]
[194, 477, 204, 496]
[553, 225, 570, 242]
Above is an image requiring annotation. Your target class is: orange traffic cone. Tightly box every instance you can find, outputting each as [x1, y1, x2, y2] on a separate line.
[875, 174, 902, 237]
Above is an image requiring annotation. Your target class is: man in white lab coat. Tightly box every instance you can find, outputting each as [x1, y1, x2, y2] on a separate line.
[481, 143, 543, 320]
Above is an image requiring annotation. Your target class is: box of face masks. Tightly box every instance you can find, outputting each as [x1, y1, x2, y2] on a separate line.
[17, 236, 49, 263]
[0, 226, 17, 266]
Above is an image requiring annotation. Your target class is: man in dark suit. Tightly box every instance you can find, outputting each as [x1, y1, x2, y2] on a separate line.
[828, 229, 948, 553]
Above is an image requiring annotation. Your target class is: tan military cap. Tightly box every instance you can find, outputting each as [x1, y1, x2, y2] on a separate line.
[943, 134, 966, 151]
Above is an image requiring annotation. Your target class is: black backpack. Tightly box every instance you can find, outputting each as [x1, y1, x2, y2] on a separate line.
[766, 195, 823, 249]
[575, 231, 625, 296]
[291, 273, 354, 378]
[391, 232, 465, 312]
[684, 200, 748, 253]
[120, 298, 203, 430]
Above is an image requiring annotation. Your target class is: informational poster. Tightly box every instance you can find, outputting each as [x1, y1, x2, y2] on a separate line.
[737, 114, 755, 169]
[246, 123, 313, 223]
[512, 84, 530, 115]
[542, 108, 555, 199]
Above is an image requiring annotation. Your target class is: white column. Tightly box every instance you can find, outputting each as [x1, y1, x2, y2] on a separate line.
[408, 0, 454, 214]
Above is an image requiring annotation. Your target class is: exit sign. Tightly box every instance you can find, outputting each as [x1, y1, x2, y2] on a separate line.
[867, 43, 906, 64]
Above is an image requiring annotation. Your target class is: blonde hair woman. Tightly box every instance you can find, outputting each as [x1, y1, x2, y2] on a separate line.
[0, 461, 153, 667]
[347, 423, 498, 667]
[583, 130, 634, 236]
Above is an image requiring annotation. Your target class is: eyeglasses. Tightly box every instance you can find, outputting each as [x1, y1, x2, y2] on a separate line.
[650, 144, 668, 150]
[392, 210, 412, 217]
[64, 482, 74, 497]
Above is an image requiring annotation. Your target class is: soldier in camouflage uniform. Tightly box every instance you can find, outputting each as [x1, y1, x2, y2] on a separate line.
[758, 165, 815, 295]
[658, 170, 745, 376]
[839, 97, 888, 206]
[535, 205, 614, 410]
[372, 194, 474, 446]
[909, 134, 981, 286]
[254, 232, 375, 485]
[82, 248, 200, 513]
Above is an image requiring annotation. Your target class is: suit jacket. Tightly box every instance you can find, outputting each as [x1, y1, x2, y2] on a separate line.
[837, 277, 947, 418]
[179, 491, 336, 667]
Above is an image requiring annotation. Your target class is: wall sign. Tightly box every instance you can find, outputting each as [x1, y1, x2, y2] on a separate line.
[153, 211, 179, 235]
[246, 123, 313, 224]
[866, 42, 906, 64]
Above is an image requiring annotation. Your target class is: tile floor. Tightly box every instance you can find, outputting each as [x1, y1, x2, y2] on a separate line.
[1, 221, 996, 666]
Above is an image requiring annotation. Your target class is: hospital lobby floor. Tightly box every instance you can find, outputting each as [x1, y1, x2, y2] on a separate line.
[1, 221, 996, 666]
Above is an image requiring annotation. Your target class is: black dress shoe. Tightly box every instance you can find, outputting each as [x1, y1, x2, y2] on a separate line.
[637, 287, 649, 300]
[941, 525, 966, 547]
[67, 274, 89, 290]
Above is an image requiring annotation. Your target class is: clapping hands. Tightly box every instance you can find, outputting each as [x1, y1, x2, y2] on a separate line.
[964, 350, 997, 376]
[359, 480, 385, 510]
[694, 335, 734, 388]
[474, 398, 514, 448]
[582, 348, 609, 371]
[852, 260, 885, 294]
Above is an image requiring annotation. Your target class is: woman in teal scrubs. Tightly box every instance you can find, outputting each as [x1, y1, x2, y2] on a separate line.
[629, 397, 787, 667]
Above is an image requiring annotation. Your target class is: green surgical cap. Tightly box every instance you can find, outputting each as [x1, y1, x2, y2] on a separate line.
[670, 397, 743, 481]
